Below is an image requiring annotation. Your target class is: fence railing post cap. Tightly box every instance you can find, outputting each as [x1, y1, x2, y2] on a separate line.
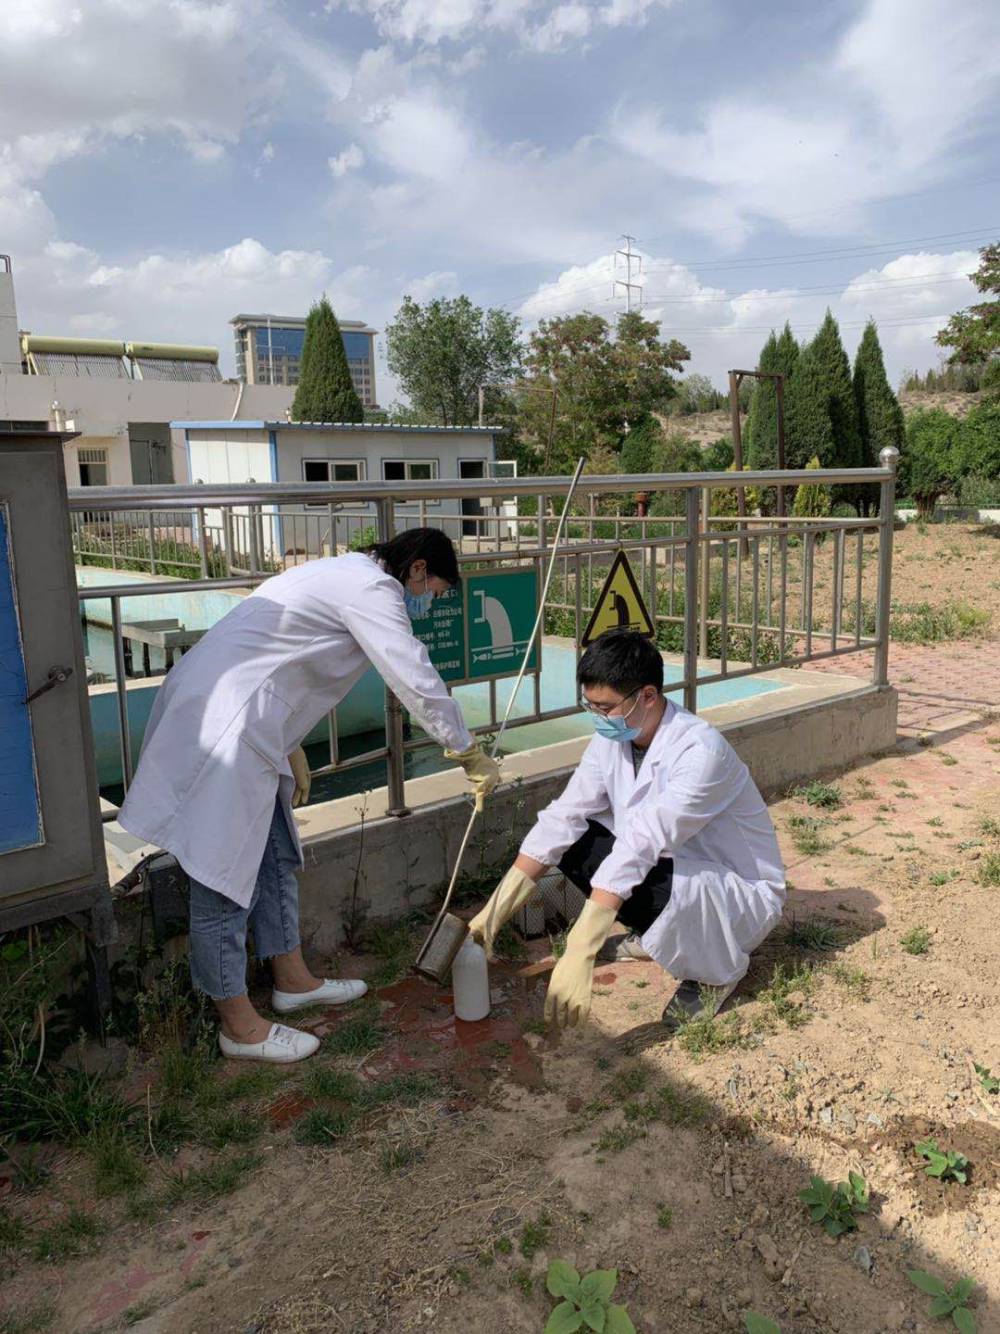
[879, 446, 900, 470]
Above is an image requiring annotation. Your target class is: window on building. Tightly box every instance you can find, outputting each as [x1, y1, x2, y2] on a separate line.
[303, 458, 366, 507]
[78, 447, 109, 486]
[383, 459, 438, 482]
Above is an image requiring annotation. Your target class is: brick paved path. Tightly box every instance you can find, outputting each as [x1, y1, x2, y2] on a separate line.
[803, 640, 1000, 740]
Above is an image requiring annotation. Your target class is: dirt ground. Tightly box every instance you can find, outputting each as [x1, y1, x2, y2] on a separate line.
[2, 532, 999, 1334]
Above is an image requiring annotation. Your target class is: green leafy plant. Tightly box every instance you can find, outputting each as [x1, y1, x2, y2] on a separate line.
[793, 781, 843, 810]
[901, 925, 932, 955]
[974, 1064, 999, 1095]
[916, 1139, 969, 1184]
[544, 1260, 636, 1334]
[745, 1315, 782, 1334]
[799, 1171, 869, 1236]
[906, 1269, 977, 1332]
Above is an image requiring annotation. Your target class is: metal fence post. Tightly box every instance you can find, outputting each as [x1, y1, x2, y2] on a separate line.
[699, 486, 710, 659]
[684, 487, 699, 713]
[874, 447, 899, 686]
[377, 497, 410, 816]
[110, 597, 134, 790]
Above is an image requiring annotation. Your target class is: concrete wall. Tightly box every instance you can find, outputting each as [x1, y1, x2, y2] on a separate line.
[0, 268, 19, 374]
[294, 683, 899, 950]
[0, 374, 293, 485]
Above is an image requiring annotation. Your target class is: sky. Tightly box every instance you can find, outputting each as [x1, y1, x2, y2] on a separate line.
[2, 0, 999, 404]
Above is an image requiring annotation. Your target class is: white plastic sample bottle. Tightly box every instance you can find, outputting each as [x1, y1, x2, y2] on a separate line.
[452, 935, 491, 1022]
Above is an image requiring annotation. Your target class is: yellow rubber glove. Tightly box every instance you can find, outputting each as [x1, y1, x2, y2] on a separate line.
[468, 867, 538, 959]
[289, 746, 311, 808]
[544, 898, 619, 1030]
[443, 743, 501, 812]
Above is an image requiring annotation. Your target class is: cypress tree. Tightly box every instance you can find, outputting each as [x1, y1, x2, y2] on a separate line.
[745, 331, 779, 469]
[786, 311, 862, 473]
[746, 322, 800, 470]
[291, 297, 363, 423]
[853, 319, 904, 465]
[619, 414, 662, 476]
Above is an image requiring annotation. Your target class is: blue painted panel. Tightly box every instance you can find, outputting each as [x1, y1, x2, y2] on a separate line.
[0, 504, 42, 853]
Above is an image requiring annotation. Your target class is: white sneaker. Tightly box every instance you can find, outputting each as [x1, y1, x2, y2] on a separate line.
[218, 1022, 319, 1063]
[271, 978, 368, 1014]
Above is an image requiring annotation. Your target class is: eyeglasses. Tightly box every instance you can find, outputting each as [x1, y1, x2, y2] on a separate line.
[578, 687, 641, 718]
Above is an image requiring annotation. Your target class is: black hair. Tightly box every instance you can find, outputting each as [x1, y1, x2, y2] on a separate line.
[365, 527, 460, 586]
[577, 629, 664, 694]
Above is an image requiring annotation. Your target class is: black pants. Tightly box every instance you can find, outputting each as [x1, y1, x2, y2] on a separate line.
[558, 820, 673, 936]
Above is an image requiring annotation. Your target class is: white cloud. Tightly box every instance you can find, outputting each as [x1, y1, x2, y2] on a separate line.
[514, 246, 982, 388]
[405, 270, 460, 301]
[329, 0, 674, 50]
[329, 143, 366, 176]
[614, 0, 1000, 241]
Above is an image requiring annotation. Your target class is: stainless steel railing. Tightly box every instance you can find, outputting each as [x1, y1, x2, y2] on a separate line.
[70, 455, 899, 816]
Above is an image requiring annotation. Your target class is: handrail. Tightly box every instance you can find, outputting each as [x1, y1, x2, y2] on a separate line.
[67, 464, 896, 512]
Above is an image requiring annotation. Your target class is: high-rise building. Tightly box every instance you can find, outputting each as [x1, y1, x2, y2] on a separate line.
[230, 313, 378, 406]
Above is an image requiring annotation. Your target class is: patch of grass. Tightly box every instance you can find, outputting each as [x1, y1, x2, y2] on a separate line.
[511, 1267, 533, 1297]
[0, 1209, 28, 1251]
[901, 926, 932, 956]
[632, 979, 649, 989]
[927, 817, 944, 828]
[522, 1018, 547, 1037]
[675, 1011, 745, 1059]
[195, 1109, 263, 1150]
[293, 1108, 356, 1146]
[979, 816, 1000, 837]
[793, 781, 843, 810]
[324, 1007, 385, 1056]
[595, 1123, 646, 1154]
[493, 923, 527, 962]
[495, 1236, 513, 1256]
[787, 815, 833, 857]
[520, 1211, 551, 1260]
[938, 752, 959, 766]
[302, 1068, 362, 1103]
[608, 1065, 649, 1101]
[889, 599, 990, 644]
[89, 1131, 147, 1197]
[0, 1301, 56, 1334]
[164, 1150, 260, 1203]
[549, 929, 568, 960]
[783, 918, 842, 952]
[217, 1065, 286, 1103]
[978, 852, 1000, 887]
[360, 1072, 442, 1109]
[929, 870, 958, 887]
[841, 843, 870, 857]
[378, 1143, 422, 1175]
[123, 1298, 158, 1326]
[656, 1204, 673, 1229]
[32, 1208, 107, 1263]
[758, 962, 815, 1028]
[830, 963, 872, 1002]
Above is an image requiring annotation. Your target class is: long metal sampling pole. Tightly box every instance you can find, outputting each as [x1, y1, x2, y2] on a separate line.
[419, 457, 587, 953]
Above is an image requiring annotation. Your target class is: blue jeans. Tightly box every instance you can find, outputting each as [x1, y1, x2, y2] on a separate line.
[188, 798, 301, 1000]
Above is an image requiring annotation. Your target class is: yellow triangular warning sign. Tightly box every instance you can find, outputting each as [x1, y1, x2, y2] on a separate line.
[581, 550, 655, 646]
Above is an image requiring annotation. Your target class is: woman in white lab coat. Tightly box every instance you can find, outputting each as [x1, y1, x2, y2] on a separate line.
[119, 529, 499, 1062]
[467, 630, 785, 1031]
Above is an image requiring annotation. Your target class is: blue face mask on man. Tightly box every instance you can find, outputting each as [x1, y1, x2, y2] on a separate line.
[587, 688, 645, 744]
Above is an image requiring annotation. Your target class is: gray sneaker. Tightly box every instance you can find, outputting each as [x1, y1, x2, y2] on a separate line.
[598, 932, 653, 963]
[662, 979, 739, 1032]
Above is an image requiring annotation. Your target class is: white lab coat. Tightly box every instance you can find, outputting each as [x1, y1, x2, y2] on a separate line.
[520, 699, 785, 986]
[118, 553, 473, 906]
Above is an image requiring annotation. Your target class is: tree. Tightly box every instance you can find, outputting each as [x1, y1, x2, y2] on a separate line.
[385, 295, 522, 426]
[291, 297, 363, 423]
[853, 319, 904, 514]
[517, 311, 689, 472]
[674, 372, 723, 415]
[745, 322, 799, 470]
[952, 401, 1000, 481]
[619, 414, 662, 476]
[703, 437, 735, 471]
[786, 312, 863, 518]
[899, 409, 958, 518]
[936, 242, 1000, 378]
[792, 455, 832, 520]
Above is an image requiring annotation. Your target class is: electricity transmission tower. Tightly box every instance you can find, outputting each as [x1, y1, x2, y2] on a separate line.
[613, 234, 643, 313]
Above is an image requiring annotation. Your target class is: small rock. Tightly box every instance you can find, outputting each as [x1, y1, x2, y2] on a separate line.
[867, 1113, 885, 1128]
[819, 1105, 834, 1126]
[685, 1288, 704, 1308]
[523, 1033, 544, 1051]
[837, 1108, 858, 1132]
[946, 1089, 959, 1102]
[731, 1173, 748, 1193]
[853, 1244, 874, 1276]
[736, 1287, 753, 1305]
[751, 1205, 769, 1226]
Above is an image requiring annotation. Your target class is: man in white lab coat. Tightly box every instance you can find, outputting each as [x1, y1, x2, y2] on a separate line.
[120, 529, 499, 1062]
[469, 630, 785, 1030]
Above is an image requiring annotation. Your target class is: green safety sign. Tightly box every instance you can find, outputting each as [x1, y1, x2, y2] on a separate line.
[410, 566, 539, 686]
